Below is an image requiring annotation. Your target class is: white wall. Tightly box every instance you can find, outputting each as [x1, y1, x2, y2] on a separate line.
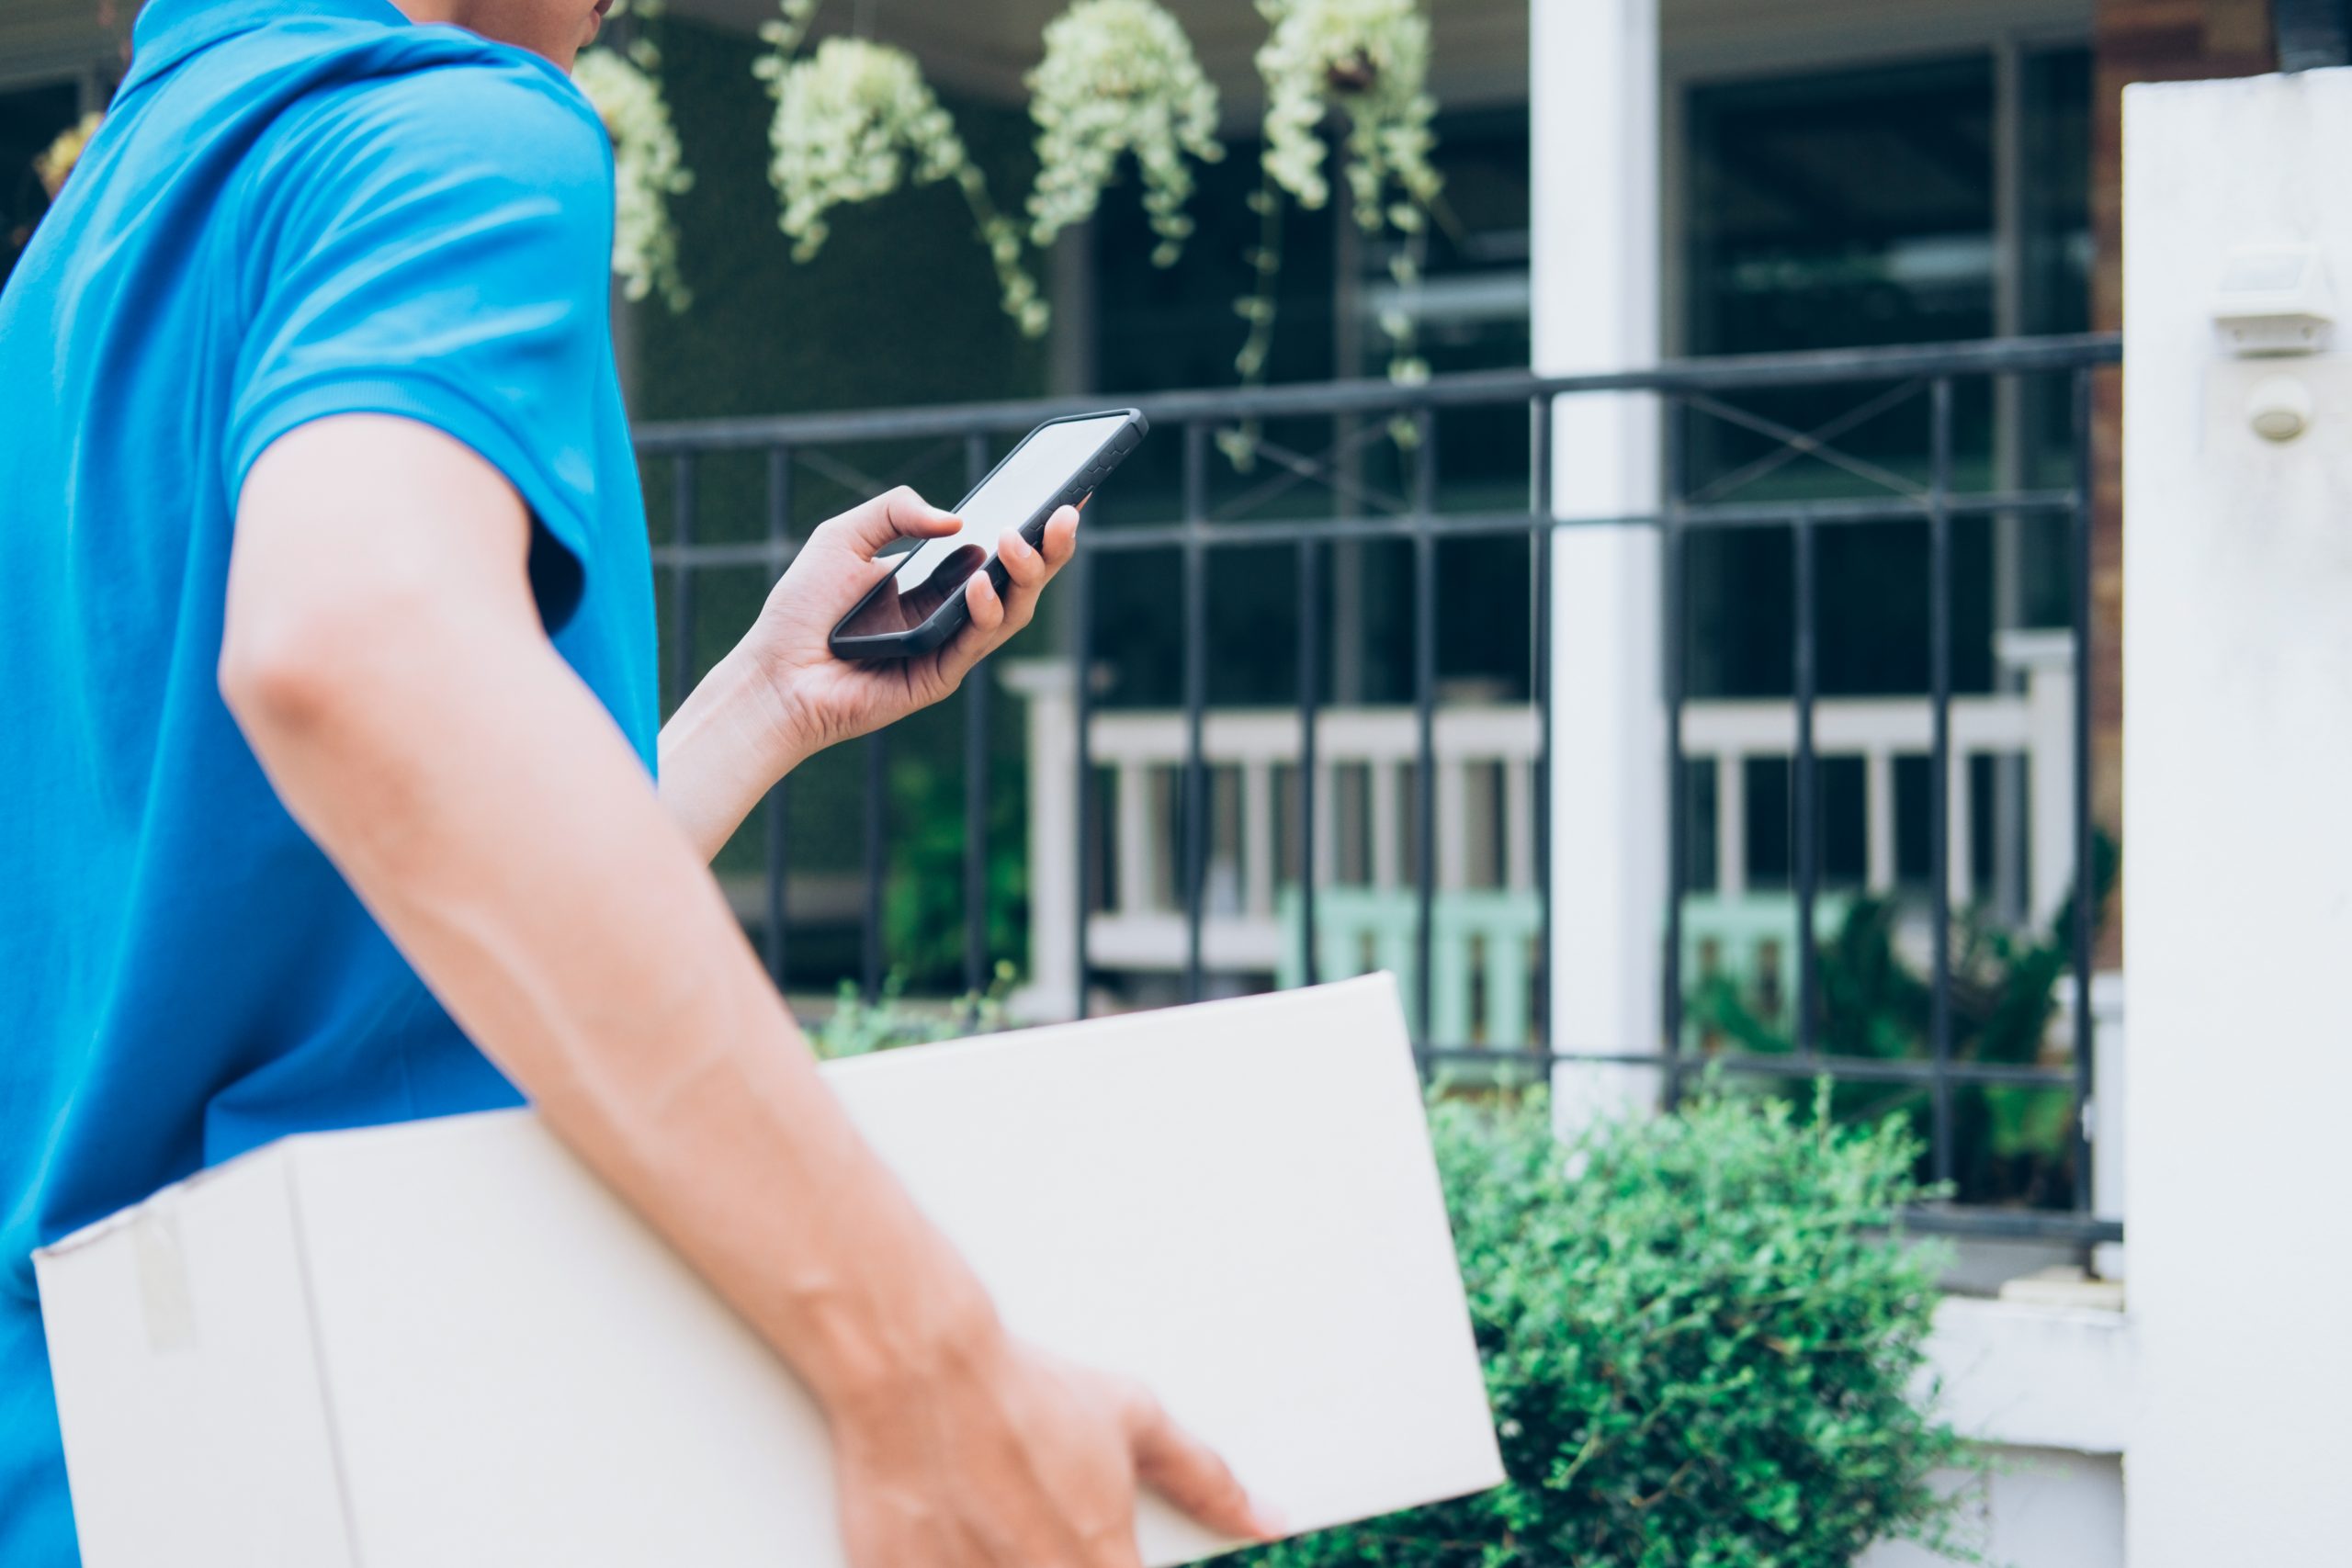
[2123, 68, 2352, 1565]
[1863, 1296, 2131, 1568]
[1863, 1450, 2123, 1568]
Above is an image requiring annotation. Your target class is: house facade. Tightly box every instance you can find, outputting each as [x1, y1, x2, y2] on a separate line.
[2, 4, 2316, 1563]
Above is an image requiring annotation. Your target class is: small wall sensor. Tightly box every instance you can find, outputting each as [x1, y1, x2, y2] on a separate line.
[2214, 243, 2335, 356]
[2245, 374, 2313, 442]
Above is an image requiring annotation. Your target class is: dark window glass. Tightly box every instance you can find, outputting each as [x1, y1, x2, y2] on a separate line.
[1086, 108, 1535, 712]
[1679, 51, 2090, 702]
[2, 82, 84, 289]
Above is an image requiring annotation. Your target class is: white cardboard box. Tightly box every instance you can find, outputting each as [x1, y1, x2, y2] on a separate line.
[36, 975, 1502, 1567]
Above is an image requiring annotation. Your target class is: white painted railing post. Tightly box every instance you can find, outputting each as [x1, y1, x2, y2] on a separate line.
[1001, 660, 1081, 1021]
[1865, 747, 1897, 896]
[1715, 753, 1747, 898]
[1534, 0, 1666, 1128]
[1996, 629, 2079, 929]
[1242, 761, 1276, 917]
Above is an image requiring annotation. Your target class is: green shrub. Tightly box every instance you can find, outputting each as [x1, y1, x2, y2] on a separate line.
[810, 966, 1015, 1059]
[1233, 1085, 1975, 1568]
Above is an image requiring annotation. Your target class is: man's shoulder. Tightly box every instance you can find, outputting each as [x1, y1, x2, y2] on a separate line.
[254, 28, 610, 200]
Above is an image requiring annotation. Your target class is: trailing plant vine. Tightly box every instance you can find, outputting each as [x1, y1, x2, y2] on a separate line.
[1025, 0, 1224, 265]
[573, 9, 695, 311]
[756, 0, 1048, 337]
[744, 0, 1450, 412]
[1226, 0, 1444, 466]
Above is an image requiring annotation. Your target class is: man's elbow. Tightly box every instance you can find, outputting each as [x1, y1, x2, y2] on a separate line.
[220, 600, 338, 746]
[217, 580, 414, 751]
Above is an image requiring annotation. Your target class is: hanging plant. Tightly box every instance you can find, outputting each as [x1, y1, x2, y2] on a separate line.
[1024, 0, 1223, 266]
[1226, 0, 1443, 465]
[1256, 0, 1441, 235]
[573, 36, 695, 311]
[32, 112, 103, 198]
[756, 0, 1048, 337]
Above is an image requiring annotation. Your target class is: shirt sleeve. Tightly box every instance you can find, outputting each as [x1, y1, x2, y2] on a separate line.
[225, 58, 617, 629]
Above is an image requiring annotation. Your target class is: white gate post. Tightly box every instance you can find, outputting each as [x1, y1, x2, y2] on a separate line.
[2124, 69, 2352, 1564]
[1534, 0, 1667, 1127]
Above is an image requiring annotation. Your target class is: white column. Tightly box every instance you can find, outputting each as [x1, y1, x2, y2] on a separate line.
[1536, 0, 1665, 1127]
[2125, 71, 2352, 1565]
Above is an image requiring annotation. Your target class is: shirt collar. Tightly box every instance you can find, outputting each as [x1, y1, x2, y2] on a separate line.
[121, 0, 413, 98]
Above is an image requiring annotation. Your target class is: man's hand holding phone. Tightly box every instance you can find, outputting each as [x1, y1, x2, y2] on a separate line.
[655, 486, 1078, 860]
[754, 486, 1080, 766]
[662, 410, 1138, 858]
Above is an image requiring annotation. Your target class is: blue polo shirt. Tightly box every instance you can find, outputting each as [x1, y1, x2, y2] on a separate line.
[0, 1, 658, 1558]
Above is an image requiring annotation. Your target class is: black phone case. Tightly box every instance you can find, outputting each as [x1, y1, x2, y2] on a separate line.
[829, 409, 1148, 661]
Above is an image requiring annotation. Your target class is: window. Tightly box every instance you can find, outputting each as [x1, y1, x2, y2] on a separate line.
[1679, 47, 2092, 701]
[1679, 46, 2092, 925]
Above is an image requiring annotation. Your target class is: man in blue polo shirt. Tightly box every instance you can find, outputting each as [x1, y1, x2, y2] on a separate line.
[0, 1, 1273, 1563]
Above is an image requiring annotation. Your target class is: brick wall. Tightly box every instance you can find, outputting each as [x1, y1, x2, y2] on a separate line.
[2090, 0, 2274, 965]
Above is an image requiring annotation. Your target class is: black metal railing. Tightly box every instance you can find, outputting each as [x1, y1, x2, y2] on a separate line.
[634, 331, 2123, 1245]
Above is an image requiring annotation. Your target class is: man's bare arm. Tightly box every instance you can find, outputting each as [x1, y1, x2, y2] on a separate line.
[220, 414, 1271, 1568]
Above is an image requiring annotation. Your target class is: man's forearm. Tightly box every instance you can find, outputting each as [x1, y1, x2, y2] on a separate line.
[659, 646, 806, 863]
[222, 427, 990, 1416]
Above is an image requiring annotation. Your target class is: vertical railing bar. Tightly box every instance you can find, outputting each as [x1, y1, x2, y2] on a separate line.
[670, 452, 697, 714]
[1928, 379, 1957, 1189]
[763, 446, 793, 993]
[1182, 423, 1210, 1004]
[1297, 531, 1321, 987]
[1531, 394, 1554, 1057]
[1072, 536, 1096, 1021]
[2071, 365, 2098, 1216]
[1413, 405, 1440, 1055]
[962, 432, 992, 1010]
[1662, 395, 1688, 1105]
[1792, 513, 1820, 1060]
[862, 731, 885, 1002]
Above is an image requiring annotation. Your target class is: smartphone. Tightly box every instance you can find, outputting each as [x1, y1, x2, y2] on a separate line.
[829, 409, 1149, 660]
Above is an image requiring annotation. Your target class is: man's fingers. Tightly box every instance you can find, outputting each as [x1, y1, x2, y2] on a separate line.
[963, 569, 1006, 637]
[1125, 1392, 1281, 1543]
[999, 527, 1047, 591]
[901, 547, 989, 623]
[820, 485, 963, 561]
[1039, 505, 1080, 569]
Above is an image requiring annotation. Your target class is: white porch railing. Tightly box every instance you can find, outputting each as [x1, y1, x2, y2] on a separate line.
[1003, 631, 2076, 1032]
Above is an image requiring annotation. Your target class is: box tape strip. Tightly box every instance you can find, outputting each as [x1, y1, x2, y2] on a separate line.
[131, 1207, 197, 1353]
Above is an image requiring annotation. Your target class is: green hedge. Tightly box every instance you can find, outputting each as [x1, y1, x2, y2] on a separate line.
[1234, 1085, 1976, 1568]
